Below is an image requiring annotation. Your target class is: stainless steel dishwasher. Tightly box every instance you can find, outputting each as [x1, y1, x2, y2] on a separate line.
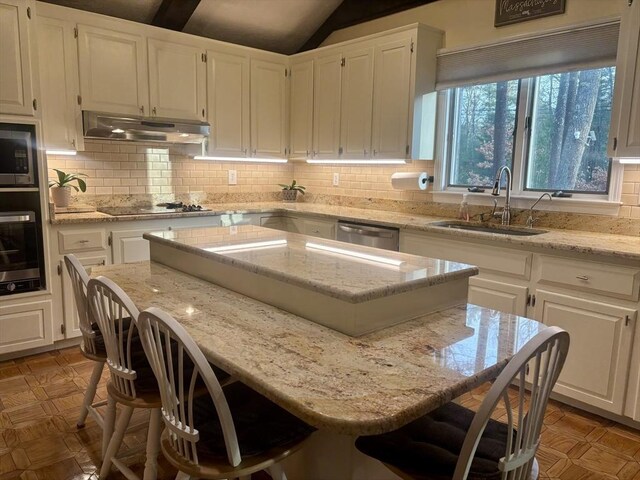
[336, 221, 400, 251]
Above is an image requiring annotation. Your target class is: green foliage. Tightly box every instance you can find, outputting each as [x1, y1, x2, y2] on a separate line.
[48, 169, 87, 192]
[278, 179, 306, 195]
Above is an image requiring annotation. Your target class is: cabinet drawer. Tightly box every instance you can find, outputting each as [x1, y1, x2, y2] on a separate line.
[0, 300, 53, 355]
[303, 219, 335, 240]
[537, 256, 640, 301]
[58, 229, 106, 253]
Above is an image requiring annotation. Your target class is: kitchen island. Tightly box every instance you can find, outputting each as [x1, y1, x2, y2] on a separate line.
[91, 253, 545, 479]
[143, 225, 478, 335]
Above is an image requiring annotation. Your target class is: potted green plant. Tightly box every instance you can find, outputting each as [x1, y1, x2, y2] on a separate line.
[49, 169, 87, 208]
[278, 180, 305, 202]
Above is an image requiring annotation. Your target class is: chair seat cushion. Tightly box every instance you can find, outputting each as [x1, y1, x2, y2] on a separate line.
[93, 320, 230, 394]
[192, 382, 314, 459]
[355, 402, 511, 480]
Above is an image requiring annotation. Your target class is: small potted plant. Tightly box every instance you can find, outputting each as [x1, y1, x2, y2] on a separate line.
[49, 169, 87, 208]
[278, 180, 305, 202]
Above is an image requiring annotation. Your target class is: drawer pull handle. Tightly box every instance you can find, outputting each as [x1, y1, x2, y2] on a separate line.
[576, 275, 589, 281]
[78, 240, 89, 244]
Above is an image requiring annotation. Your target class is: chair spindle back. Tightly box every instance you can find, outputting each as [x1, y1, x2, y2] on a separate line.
[137, 307, 241, 468]
[87, 276, 141, 399]
[453, 326, 570, 480]
[64, 254, 98, 356]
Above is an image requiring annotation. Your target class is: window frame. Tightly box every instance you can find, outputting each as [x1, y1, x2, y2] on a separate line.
[435, 73, 624, 215]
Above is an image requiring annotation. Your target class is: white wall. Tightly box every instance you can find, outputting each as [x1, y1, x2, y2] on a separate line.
[322, 0, 624, 50]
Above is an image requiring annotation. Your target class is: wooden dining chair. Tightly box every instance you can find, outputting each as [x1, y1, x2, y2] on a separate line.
[136, 306, 315, 480]
[87, 275, 163, 480]
[64, 254, 108, 432]
[356, 326, 570, 480]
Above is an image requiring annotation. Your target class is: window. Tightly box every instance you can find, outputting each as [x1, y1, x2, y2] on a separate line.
[445, 66, 616, 197]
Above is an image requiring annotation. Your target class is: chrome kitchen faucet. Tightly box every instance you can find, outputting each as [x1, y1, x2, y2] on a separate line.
[491, 166, 512, 225]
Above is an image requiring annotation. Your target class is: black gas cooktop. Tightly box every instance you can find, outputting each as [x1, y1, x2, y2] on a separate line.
[98, 203, 210, 216]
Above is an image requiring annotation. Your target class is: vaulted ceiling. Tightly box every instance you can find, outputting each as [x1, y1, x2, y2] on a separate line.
[39, 0, 441, 55]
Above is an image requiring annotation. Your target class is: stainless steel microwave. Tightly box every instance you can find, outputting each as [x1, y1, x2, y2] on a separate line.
[0, 123, 37, 187]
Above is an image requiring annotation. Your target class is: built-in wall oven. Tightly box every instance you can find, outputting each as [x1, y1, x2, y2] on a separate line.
[0, 211, 41, 295]
[0, 123, 37, 187]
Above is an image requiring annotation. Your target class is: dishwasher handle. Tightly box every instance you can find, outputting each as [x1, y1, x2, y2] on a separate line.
[338, 223, 396, 238]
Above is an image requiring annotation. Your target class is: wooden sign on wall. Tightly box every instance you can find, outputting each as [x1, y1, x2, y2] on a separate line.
[495, 0, 566, 27]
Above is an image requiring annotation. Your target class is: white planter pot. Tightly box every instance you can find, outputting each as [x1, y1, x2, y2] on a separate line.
[51, 186, 72, 207]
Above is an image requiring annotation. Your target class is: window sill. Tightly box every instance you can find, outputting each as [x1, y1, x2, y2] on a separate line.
[432, 190, 622, 216]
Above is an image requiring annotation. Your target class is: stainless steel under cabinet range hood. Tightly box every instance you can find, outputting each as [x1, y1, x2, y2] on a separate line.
[82, 111, 209, 144]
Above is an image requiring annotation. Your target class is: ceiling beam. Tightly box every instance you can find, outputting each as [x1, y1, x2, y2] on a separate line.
[151, 0, 200, 31]
[299, 0, 440, 52]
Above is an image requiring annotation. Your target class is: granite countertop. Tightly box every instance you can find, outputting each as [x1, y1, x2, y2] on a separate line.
[91, 261, 545, 435]
[52, 202, 640, 262]
[144, 225, 477, 303]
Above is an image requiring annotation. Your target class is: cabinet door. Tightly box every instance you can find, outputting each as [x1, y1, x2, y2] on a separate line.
[0, 0, 34, 116]
[313, 52, 342, 158]
[250, 58, 287, 157]
[111, 229, 156, 264]
[534, 289, 637, 414]
[610, 0, 640, 158]
[38, 16, 81, 151]
[148, 39, 206, 121]
[60, 254, 107, 339]
[340, 47, 374, 159]
[468, 277, 529, 316]
[289, 59, 313, 158]
[77, 24, 148, 116]
[207, 50, 250, 157]
[371, 37, 412, 159]
[0, 299, 53, 355]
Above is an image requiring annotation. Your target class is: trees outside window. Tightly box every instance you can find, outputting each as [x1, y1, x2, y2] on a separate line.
[447, 66, 615, 195]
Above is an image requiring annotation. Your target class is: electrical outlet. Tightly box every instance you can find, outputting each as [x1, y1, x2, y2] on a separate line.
[333, 172, 340, 186]
[230, 225, 238, 234]
[228, 169, 237, 185]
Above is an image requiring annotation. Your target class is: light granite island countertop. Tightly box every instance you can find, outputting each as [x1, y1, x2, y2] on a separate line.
[143, 225, 478, 335]
[91, 260, 545, 436]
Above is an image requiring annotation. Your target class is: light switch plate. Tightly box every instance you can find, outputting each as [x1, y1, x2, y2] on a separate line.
[228, 170, 237, 185]
[333, 173, 339, 186]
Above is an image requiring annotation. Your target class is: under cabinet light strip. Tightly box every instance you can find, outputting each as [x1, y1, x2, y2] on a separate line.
[46, 149, 77, 156]
[306, 159, 406, 165]
[618, 158, 640, 164]
[194, 156, 288, 164]
[305, 242, 404, 266]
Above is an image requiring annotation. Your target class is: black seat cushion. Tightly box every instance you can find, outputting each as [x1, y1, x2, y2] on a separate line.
[93, 320, 230, 394]
[192, 382, 315, 459]
[355, 402, 512, 480]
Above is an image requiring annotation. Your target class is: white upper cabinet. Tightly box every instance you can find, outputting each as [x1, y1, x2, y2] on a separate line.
[313, 51, 342, 158]
[609, 0, 640, 158]
[340, 46, 374, 159]
[371, 36, 413, 159]
[148, 39, 206, 121]
[250, 58, 287, 157]
[37, 16, 82, 151]
[0, 0, 35, 116]
[289, 58, 314, 158]
[206, 49, 250, 157]
[77, 24, 149, 116]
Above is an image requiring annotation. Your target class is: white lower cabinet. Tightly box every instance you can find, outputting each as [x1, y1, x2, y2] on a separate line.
[533, 289, 637, 414]
[111, 229, 159, 264]
[0, 298, 53, 354]
[468, 277, 529, 317]
[261, 215, 335, 240]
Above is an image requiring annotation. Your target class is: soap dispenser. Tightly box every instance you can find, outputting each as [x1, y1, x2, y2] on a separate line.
[459, 194, 470, 222]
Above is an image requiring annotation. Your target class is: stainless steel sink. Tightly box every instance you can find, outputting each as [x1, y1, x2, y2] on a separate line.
[431, 221, 547, 236]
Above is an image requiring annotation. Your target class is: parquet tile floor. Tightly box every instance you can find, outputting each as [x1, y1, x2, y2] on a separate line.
[2, 347, 640, 480]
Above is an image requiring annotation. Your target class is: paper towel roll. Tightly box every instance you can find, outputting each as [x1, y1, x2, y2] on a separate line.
[391, 172, 429, 190]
